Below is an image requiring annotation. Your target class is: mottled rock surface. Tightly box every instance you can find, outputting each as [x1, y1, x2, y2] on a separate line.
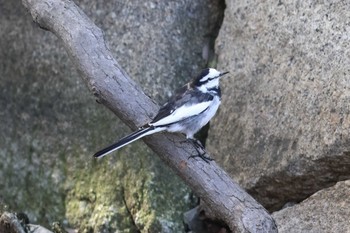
[209, 0, 350, 211]
[0, 0, 223, 231]
[273, 180, 350, 233]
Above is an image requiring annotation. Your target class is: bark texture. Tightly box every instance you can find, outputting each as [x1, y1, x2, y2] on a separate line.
[21, 0, 277, 232]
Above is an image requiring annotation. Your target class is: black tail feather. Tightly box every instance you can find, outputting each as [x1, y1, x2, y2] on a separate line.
[93, 126, 156, 158]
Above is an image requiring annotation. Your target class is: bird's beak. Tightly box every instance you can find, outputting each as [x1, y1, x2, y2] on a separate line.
[219, 71, 229, 77]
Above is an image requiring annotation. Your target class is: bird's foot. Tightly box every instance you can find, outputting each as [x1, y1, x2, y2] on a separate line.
[188, 151, 213, 164]
[181, 138, 213, 163]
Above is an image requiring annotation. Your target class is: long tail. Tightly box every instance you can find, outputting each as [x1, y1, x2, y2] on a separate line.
[93, 126, 164, 158]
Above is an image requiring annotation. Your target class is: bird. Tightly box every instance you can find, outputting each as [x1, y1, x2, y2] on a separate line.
[94, 68, 229, 162]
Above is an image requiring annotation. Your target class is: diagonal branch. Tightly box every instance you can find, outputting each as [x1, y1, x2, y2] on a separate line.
[21, 0, 277, 232]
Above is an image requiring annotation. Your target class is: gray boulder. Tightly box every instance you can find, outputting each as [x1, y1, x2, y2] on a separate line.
[208, 0, 350, 211]
[272, 180, 350, 233]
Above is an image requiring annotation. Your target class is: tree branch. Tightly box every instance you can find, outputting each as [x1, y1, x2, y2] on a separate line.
[21, 0, 277, 232]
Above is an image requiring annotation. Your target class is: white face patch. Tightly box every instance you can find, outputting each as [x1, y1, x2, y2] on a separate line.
[197, 79, 219, 93]
[199, 68, 221, 82]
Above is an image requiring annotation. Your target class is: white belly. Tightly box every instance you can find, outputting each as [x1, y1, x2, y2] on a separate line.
[198, 96, 221, 128]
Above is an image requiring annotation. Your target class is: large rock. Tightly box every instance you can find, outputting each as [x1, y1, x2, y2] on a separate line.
[208, 0, 350, 211]
[272, 180, 350, 233]
[0, 0, 224, 231]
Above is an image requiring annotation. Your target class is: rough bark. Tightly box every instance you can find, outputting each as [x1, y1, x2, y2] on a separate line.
[21, 0, 277, 232]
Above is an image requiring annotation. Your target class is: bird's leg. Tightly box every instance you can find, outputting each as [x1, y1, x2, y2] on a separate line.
[180, 138, 213, 163]
[192, 139, 205, 150]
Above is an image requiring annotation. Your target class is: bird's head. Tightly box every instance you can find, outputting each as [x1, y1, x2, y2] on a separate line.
[192, 68, 229, 92]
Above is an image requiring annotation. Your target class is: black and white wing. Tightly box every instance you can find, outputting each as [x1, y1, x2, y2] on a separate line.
[150, 85, 214, 127]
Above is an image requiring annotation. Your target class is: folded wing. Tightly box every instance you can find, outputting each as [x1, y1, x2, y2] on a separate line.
[151, 89, 214, 127]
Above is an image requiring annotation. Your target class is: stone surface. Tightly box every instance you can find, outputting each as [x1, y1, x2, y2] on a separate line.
[0, 0, 223, 231]
[76, 0, 223, 103]
[208, 0, 350, 211]
[272, 180, 350, 233]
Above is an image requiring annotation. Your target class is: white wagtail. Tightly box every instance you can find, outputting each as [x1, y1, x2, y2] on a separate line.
[94, 68, 229, 162]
